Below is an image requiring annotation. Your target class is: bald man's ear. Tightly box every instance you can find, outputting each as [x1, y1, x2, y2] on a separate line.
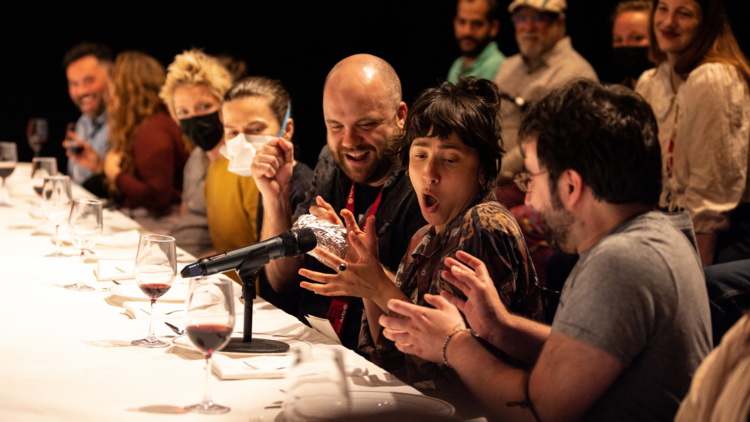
[396, 102, 408, 130]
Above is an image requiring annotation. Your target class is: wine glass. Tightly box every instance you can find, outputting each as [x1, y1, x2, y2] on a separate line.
[284, 346, 351, 422]
[131, 234, 177, 348]
[27, 118, 48, 157]
[64, 199, 102, 291]
[184, 276, 235, 414]
[41, 175, 73, 257]
[0, 142, 18, 207]
[31, 157, 58, 196]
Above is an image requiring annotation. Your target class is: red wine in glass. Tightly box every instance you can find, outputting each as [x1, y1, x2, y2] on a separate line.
[186, 324, 233, 355]
[0, 164, 14, 179]
[138, 283, 172, 300]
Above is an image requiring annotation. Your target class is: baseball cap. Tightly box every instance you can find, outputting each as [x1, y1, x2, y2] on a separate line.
[508, 0, 567, 14]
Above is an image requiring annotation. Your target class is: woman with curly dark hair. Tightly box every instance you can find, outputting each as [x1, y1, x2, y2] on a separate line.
[103, 51, 188, 232]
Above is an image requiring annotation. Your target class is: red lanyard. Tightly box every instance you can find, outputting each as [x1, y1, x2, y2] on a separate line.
[327, 182, 384, 338]
[345, 181, 383, 231]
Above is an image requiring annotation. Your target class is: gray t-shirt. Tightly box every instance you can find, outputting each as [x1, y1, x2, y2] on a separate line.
[552, 211, 712, 422]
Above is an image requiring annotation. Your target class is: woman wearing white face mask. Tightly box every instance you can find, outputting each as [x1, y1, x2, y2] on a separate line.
[219, 77, 313, 314]
[160, 50, 234, 257]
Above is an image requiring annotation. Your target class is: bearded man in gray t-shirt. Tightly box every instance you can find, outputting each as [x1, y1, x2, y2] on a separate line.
[378, 79, 712, 421]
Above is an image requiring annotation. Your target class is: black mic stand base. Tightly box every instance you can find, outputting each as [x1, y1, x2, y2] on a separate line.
[222, 267, 290, 354]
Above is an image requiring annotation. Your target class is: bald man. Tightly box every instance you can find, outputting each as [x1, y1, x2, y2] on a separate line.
[250, 54, 426, 350]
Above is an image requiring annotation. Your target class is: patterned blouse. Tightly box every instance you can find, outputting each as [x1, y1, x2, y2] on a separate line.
[359, 201, 544, 387]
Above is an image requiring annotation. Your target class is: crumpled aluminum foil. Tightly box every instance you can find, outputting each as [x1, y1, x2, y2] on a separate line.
[292, 214, 347, 268]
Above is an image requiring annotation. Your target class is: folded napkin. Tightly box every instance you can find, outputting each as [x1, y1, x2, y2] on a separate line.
[96, 260, 135, 281]
[123, 301, 185, 319]
[212, 353, 368, 380]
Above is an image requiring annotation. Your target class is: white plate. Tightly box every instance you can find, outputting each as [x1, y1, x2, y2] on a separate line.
[172, 333, 312, 356]
[283, 391, 455, 419]
[108, 283, 189, 302]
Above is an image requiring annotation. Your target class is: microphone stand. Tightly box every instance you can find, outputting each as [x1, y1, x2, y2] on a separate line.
[221, 264, 291, 354]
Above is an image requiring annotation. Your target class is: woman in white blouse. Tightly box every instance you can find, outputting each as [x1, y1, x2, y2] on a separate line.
[636, 0, 750, 265]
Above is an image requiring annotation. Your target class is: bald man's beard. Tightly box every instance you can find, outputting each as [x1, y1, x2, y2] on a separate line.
[333, 143, 395, 186]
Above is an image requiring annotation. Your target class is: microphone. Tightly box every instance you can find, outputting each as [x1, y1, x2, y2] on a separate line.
[180, 228, 317, 278]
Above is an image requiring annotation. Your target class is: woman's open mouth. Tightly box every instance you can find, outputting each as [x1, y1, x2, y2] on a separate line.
[422, 193, 439, 213]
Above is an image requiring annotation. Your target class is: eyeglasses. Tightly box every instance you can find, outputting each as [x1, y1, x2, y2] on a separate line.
[514, 170, 548, 193]
[511, 13, 555, 25]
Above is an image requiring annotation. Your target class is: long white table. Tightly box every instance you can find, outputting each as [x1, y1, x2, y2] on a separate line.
[0, 163, 422, 421]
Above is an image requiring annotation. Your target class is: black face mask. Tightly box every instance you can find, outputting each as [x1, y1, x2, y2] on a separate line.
[179, 111, 223, 151]
[613, 46, 653, 81]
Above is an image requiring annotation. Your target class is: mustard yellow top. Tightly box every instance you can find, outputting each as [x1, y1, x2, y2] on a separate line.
[205, 156, 259, 253]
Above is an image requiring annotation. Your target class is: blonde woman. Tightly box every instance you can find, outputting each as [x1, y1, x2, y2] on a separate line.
[159, 50, 232, 256]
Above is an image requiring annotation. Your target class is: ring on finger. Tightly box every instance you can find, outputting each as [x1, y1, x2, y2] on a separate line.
[338, 261, 347, 272]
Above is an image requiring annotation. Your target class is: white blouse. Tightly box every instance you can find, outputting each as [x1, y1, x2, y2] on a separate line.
[636, 61, 750, 233]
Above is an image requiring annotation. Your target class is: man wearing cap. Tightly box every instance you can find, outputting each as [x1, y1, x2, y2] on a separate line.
[448, 0, 505, 84]
[494, 0, 597, 184]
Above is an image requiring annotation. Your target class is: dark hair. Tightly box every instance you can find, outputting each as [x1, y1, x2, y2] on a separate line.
[519, 79, 662, 206]
[223, 76, 291, 127]
[459, 0, 500, 22]
[648, 0, 750, 84]
[215, 54, 248, 82]
[394, 77, 504, 199]
[62, 42, 112, 69]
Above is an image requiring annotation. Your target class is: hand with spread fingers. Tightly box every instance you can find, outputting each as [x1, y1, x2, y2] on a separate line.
[379, 294, 466, 363]
[299, 215, 406, 311]
[309, 195, 344, 227]
[440, 250, 510, 346]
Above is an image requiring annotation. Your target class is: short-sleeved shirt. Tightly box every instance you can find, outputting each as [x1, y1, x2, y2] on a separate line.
[292, 145, 427, 351]
[447, 41, 505, 84]
[552, 211, 712, 422]
[493, 37, 598, 181]
[360, 201, 543, 386]
[70, 112, 109, 184]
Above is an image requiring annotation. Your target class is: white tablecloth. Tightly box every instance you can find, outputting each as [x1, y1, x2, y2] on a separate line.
[0, 163, 418, 421]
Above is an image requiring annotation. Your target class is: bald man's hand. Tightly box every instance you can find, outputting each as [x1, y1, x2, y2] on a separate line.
[251, 137, 294, 202]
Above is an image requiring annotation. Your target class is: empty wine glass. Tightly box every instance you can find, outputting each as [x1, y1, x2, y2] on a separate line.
[184, 276, 235, 414]
[31, 157, 58, 195]
[27, 118, 48, 157]
[41, 175, 73, 257]
[0, 142, 17, 207]
[131, 234, 177, 348]
[65, 199, 102, 291]
[284, 346, 351, 422]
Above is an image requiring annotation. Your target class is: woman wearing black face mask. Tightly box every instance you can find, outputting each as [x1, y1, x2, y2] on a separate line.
[611, 0, 653, 88]
[159, 50, 247, 257]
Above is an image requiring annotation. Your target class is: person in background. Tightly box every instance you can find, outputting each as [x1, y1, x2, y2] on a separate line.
[611, 0, 653, 88]
[675, 311, 750, 422]
[447, 0, 505, 84]
[636, 0, 750, 265]
[103, 51, 188, 234]
[159, 49, 232, 257]
[215, 54, 248, 82]
[299, 77, 543, 418]
[220, 77, 313, 315]
[380, 80, 712, 422]
[249, 54, 426, 350]
[61, 42, 112, 196]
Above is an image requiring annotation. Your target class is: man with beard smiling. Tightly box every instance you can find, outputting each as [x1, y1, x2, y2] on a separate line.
[447, 0, 505, 84]
[250, 54, 426, 350]
[379, 80, 712, 422]
[61, 42, 112, 188]
[493, 0, 597, 184]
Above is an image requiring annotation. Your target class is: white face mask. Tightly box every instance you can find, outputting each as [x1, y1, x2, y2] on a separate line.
[219, 134, 277, 177]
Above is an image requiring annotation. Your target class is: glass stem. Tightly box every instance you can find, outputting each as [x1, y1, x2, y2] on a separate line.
[54, 224, 61, 255]
[147, 300, 156, 340]
[78, 250, 85, 287]
[203, 355, 213, 406]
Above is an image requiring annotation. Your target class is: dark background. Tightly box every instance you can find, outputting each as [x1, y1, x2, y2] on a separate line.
[2, 0, 749, 171]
